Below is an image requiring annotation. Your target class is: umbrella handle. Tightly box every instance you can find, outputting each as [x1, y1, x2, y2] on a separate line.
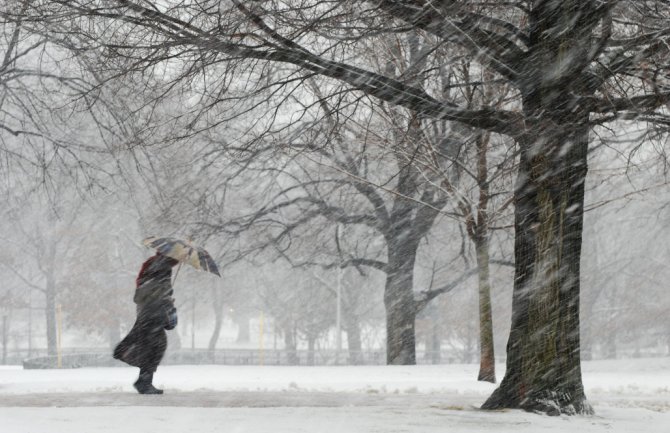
[172, 262, 183, 287]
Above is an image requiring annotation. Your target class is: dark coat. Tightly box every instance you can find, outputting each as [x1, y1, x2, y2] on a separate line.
[134, 254, 179, 308]
[113, 254, 179, 372]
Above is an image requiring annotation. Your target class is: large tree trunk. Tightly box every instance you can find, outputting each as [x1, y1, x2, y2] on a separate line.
[384, 244, 418, 365]
[483, 1, 595, 413]
[482, 116, 591, 414]
[475, 237, 496, 383]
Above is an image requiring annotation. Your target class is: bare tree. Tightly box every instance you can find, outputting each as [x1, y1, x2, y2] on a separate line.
[59, 200, 143, 348]
[0, 182, 92, 356]
[25, 0, 670, 413]
[255, 267, 336, 365]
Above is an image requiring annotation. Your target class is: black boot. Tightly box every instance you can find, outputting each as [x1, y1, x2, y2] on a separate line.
[133, 369, 163, 395]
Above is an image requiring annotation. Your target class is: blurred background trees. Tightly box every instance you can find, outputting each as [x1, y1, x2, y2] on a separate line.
[0, 0, 669, 415]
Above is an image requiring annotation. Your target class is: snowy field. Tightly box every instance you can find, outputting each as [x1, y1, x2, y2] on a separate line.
[1, 358, 668, 433]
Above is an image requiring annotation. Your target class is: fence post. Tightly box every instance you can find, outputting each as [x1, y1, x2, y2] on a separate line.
[2, 315, 7, 365]
[259, 311, 264, 366]
[56, 304, 62, 368]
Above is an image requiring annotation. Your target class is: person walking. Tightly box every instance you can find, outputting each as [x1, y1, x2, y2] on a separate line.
[114, 252, 179, 394]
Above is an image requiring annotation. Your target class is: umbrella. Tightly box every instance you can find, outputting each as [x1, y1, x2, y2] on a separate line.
[142, 236, 221, 277]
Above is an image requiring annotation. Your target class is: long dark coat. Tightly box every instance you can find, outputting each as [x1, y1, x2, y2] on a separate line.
[113, 254, 178, 372]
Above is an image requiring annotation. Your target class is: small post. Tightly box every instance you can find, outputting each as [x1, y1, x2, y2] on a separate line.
[56, 304, 62, 368]
[336, 266, 342, 365]
[191, 286, 196, 352]
[259, 311, 265, 366]
[2, 315, 7, 365]
[28, 290, 32, 357]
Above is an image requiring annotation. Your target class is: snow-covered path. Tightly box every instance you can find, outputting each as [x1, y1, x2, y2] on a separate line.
[1, 359, 668, 432]
[5, 403, 665, 433]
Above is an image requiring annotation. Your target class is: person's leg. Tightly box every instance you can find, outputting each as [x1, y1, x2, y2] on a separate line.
[133, 367, 163, 394]
[133, 307, 168, 395]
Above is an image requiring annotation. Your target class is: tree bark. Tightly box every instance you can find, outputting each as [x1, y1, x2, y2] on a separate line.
[482, 0, 597, 413]
[384, 244, 418, 365]
[472, 127, 497, 383]
[482, 115, 591, 414]
[475, 238, 496, 383]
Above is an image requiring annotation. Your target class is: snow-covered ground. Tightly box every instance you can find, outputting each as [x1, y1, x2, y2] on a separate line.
[1, 358, 668, 432]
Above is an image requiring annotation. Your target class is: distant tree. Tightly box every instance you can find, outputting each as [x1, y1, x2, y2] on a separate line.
[416, 63, 517, 381]
[0, 185, 90, 356]
[258, 267, 336, 365]
[310, 259, 385, 365]
[59, 203, 142, 348]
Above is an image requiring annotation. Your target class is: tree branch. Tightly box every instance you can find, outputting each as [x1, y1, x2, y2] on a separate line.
[414, 267, 478, 313]
[53, 0, 523, 137]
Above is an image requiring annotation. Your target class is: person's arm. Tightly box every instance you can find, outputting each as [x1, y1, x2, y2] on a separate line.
[136, 256, 157, 288]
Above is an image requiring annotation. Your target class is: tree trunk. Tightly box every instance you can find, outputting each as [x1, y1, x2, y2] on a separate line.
[428, 320, 441, 364]
[208, 287, 225, 352]
[482, 116, 591, 414]
[483, 1, 596, 410]
[45, 279, 57, 357]
[283, 324, 299, 365]
[235, 313, 251, 344]
[345, 317, 362, 365]
[208, 315, 223, 352]
[432, 330, 442, 364]
[44, 241, 58, 357]
[475, 238, 496, 383]
[384, 245, 418, 365]
[307, 335, 315, 366]
[2, 315, 7, 365]
[604, 331, 617, 359]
